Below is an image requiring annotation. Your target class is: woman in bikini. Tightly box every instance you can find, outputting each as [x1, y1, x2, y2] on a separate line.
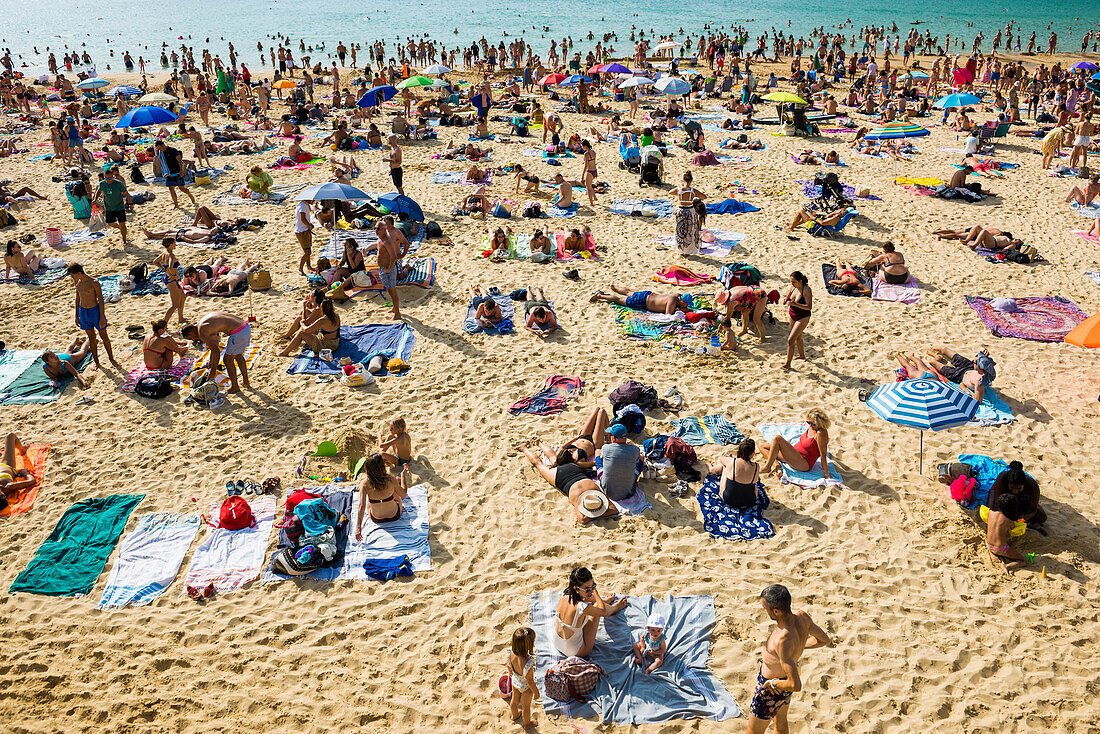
[580, 139, 599, 206]
[41, 337, 92, 389]
[782, 271, 812, 370]
[0, 432, 38, 511]
[513, 164, 540, 195]
[759, 409, 832, 481]
[551, 567, 627, 658]
[863, 242, 909, 284]
[153, 237, 187, 326]
[670, 171, 706, 256]
[517, 424, 617, 525]
[827, 259, 870, 295]
[354, 454, 409, 538]
[142, 319, 189, 370]
[275, 296, 340, 356]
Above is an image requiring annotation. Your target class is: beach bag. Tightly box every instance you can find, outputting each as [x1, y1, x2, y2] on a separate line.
[425, 221, 443, 238]
[134, 375, 173, 400]
[609, 380, 657, 412]
[128, 263, 148, 284]
[211, 495, 256, 531]
[0, 210, 16, 228]
[545, 657, 604, 702]
[272, 546, 322, 576]
[664, 437, 697, 469]
[194, 173, 212, 185]
[521, 201, 542, 218]
[87, 206, 105, 233]
[285, 488, 322, 516]
[248, 269, 272, 290]
[491, 201, 511, 218]
[130, 164, 145, 184]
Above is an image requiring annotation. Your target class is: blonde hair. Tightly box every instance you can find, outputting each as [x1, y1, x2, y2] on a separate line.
[806, 408, 831, 431]
[391, 418, 406, 433]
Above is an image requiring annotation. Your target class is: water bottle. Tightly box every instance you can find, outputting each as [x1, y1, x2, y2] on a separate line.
[709, 335, 722, 355]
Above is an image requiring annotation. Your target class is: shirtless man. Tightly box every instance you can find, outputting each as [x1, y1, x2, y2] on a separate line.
[590, 285, 692, 315]
[552, 173, 574, 209]
[384, 135, 404, 196]
[376, 220, 402, 320]
[747, 585, 833, 734]
[181, 311, 252, 393]
[66, 263, 117, 368]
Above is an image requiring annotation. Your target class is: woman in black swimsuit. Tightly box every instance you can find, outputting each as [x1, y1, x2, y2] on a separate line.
[355, 454, 408, 537]
[518, 440, 615, 525]
[710, 440, 760, 509]
[782, 271, 812, 371]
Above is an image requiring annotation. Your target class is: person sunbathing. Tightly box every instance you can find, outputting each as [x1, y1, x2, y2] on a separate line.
[0, 182, 48, 204]
[466, 162, 489, 183]
[142, 319, 189, 370]
[960, 226, 1022, 251]
[330, 155, 359, 183]
[467, 284, 503, 328]
[795, 150, 825, 165]
[4, 240, 43, 278]
[41, 337, 92, 389]
[924, 346, 993, 403]
[1065, 174, 1100, 205]
[141, 224, 223, 244]
[486, 225, 512, 259]
[287, 136, 315, 163]
[209, 260, 260, 295]
[562, 227, 591, 254]
[181, 257, 227, 294]
[721, 134, 764, 150]
[529, 228, 554, 263]
[589, 285, 692, 315]
[786, 204, 851, 231]
[523, 286, 558, 336]
[276, 116, 301, 137]
[459, 186, 491, 215]
[0, 432, 39, 508]
[863, 242, 910, 284]
[826, 259, 870, 295]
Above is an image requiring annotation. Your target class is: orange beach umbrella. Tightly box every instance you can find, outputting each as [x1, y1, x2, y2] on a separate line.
[1065, 312, 1100, 348]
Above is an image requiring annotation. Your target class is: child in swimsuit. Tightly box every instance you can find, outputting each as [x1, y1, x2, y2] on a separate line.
[633, 613, 668, 674]
[378, 418, 412, 468]
[504, 627, 540, 729]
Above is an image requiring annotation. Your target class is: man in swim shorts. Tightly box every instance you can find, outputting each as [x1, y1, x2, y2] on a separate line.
[154, 140, 197, 208]
[747, 584, 833, 734]
[927, 347, 994, 403]
[67, 263, 118, 369]
[589, 284, 692, 315]
[181, 311, 252, 394]
[375, 220, 402, 320]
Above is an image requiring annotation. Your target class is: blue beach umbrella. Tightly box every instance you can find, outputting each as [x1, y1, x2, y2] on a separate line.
[75, 77, 109, 90]
[866, 378, 978, 472]
[109, 85, 144, 97]
[558, 74, 591, 86]
[376, 193, 424, 222]
[654, 76, 691, 96]
[115, 105, 179, 128]
[596, 63, 632, 74]
[294, 182, 372, 201]
[933, 92, 981, 109]
[1091, 72, 1100, 81]
[423, 64, 452, 75]
[1070, 61, 1098, 71]
[358, 85, 397, 108]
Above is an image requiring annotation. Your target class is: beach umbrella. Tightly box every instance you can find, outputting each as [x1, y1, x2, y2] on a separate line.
[423, 64, 451, 75]
[1092, 72, 1100, 81]
[654, 76, 691, 96]
[762, 91, 807, 105]
[901, 70, 929, 80]
[137, 92, 177, 104]
[271, 80, 297, 90]
[109, 85, 143, 97]
[618, 76, 654, 89]
[933, 92, 981, 109]
[75, 77, 109, 90]
[1070, 61, 1099, 71]
[1065, 312, 1100, 348]
[558, 74, 591, 86]
[294, 182, 371, 201]
[115, 105, 179, 128]
[395, 76, 434, 89]
[654, 41, 682, 51]
[866, 379, 979, 472]
[537, 73, 567, 86]
[595, 63, 631, 74]
[376, 193, 424, 222]
[357, 85, 397, 108]
[864, 121, 930, 140]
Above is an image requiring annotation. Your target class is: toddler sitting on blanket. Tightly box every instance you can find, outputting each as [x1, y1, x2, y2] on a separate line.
[633, 613, 667, 674]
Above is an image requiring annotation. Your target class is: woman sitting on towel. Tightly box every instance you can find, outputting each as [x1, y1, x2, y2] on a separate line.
[276, 296, 339, 357]
[4, 240, 43, 278]
[549, 567, 627, 658]
[827, 259, 870, 295]
[758, 409, 832, 481]
[355, 454, 409, 534]
[709, 439, 762, 509]
[863, 242, 910, 284]
[142, 319, 189, 370]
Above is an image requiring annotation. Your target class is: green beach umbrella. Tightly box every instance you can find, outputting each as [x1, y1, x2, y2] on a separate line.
[395, 76, 435, 90]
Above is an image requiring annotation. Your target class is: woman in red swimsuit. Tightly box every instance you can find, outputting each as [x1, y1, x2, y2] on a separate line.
[782, 271, 813, 370]
[759, 409, 832, 480]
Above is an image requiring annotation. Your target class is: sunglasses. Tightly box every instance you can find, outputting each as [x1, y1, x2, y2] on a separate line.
[578, 583, 596, 594]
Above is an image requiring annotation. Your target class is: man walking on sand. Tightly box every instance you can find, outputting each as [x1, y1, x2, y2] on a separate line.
[181, 312, 252, 394]
[746, 584, 833, 734]
[92, 167, 131, 244]
[67, 263, 118, 368]
[154, 139, 197, 208]
[376, 220, 402, 320]
[384, 135, 404, 196]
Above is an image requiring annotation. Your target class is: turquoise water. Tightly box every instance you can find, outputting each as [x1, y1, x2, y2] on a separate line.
[0, 0, 1096, 71]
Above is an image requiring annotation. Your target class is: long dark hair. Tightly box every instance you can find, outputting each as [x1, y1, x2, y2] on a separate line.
[1004, 460, 1027, 487]
[565, 567, 593, 603]
[318, 297, 338, 325]
[554, 445, 587, 467]
[363, 454, 389, 490]
[791, 271, 808, 286]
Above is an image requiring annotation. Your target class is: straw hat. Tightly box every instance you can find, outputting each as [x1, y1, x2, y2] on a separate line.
[576, 489, 609, 518]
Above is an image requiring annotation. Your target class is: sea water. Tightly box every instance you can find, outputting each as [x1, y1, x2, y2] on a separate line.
[0, 0, 1096, 72]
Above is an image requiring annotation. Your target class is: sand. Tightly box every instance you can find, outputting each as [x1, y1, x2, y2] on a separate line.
[1, 56, 1099, 733]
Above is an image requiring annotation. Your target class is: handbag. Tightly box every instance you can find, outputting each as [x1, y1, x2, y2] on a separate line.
[87, 205, 105, 233]
[247, 269, 272, 290]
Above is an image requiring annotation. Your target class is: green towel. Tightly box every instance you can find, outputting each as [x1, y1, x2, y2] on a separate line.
[9, 494, 144, 596]
[0, 350, 92, 405]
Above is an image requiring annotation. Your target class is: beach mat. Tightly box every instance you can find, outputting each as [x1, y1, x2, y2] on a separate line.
[670, 415, 744, 446]
[9, 494, 144, 596]
[529, 591, 741, 724]
[337, 483, 431, 578]
[610, 199, 674, 217]
[212, 183, 305, 206]
[964, 296, 1086, 342]
[319, 228, 424, 260]
[97, 513, 202, 608]
[286, 323, 415, 376]
[0, 443, 50, 518]
[179, 343, 263, 392]
[509, 375, 583, 415]
[872, 276, 920, 304]
[182, 495, 276, 594]
[657, 230, 745, 258]
[758, 423, 843, 487]
[821, 263, 871, 297]
[121, 355, 196, 392]
[696, 473, 775, 541]
[464, 295, 515, 334]
[971, 388, 1016, 427]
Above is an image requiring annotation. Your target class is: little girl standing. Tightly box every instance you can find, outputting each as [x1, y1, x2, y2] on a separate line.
[505, 627, 540, 729]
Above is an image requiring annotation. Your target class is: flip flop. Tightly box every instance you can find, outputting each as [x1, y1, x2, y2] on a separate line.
[225, 480, 238, 495]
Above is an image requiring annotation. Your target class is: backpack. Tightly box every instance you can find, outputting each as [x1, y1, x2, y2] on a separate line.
[612, 404, 646, 434]
[545, 657, 604, 702]
[133, 374, 173, 399]
[0, 209, 15, 227]
[425, 220, 443, 238]
[664, 437, 697, 469]
[609, 380, 657, 413]
[210, 495, 256, 531]
[128, 263, 148, 284]
[130, 163, 146, 184]
[514, 119, 528, 136]
[719, 262, 762, 288]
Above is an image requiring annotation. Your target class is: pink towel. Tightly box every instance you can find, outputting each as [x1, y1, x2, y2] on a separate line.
[871, 276, 920, 304]
[121, 355, 197, 392]
[1072, 230, 1100, 246]
[554, 232, 597, 260]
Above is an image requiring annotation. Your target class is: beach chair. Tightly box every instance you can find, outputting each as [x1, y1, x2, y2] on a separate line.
[806, 207, 858, 237]
[702, 77, 717, 97]
[993, 122, 1011, 138]
[718, 76, 734, 96]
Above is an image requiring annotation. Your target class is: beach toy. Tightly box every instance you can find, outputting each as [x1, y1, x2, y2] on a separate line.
[979, 505, 1027, 536]
[313, 440, 339, 457]
[1026, 553, 1036, 564]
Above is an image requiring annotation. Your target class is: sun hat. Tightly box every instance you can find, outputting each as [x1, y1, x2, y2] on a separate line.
[605, 423, 628, 438]
[990, 297, 1019, 313]
[715, 288, 730, 305]
[576, 489, 609, 518]
[646, 613, 667, 629]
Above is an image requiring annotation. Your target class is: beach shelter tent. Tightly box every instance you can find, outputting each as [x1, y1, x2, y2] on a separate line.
[1065, 312, 1100, 348]
[358, 85, 397, 108]
[115, 106, 179, 128]
[866, 379, 978, 472]
[295, 183, 371, 201]
[376, 193, 424, 222]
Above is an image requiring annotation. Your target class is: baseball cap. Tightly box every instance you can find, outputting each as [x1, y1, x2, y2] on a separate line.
[605, 423, 628, 438]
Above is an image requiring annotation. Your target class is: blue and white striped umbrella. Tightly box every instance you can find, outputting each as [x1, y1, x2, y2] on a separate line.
[867, 379, 978, 430]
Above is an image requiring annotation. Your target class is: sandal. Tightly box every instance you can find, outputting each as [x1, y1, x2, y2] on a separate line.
[225, 480, 239, 496]
[562, 268, 580, 281]
[244, 479, 260, 495]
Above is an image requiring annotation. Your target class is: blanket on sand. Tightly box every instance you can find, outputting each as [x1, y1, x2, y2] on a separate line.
[0, 443, 50, 517]
[759, 423, 843, 487]
[964, 296, 1086, 341]
[697, 474, 775, 541]
[286, 323, 415, 376]
[97, 513, 201, 607]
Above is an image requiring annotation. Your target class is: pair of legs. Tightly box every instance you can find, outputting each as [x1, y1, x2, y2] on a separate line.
[783, 315, 809, 370]
[222, 352, 250, 393]
[1064, 184, 1096, 205]
[507, 685, 536, 730]
[517, 442, 615, 525]
[5, 185, 48, 200]
[829, 259, 870, 295]
[82, 324, 118, 368]
[737, 298, 769, 340]
[1068, 144, 1088, 169]
[746, 704, 791, 734]
[141, 226, 217, 244]
[193, 206, 224, 228]
[583, 170, 598, 206]
[759, 435, 813, 475]
[211, 260, 259, 294]
[895, 351, 933, 379]
[167, 182, 197, 208]
[165, 281, 186, 325]
[589, 283, 638, 306]
[276, 322, 328, 357]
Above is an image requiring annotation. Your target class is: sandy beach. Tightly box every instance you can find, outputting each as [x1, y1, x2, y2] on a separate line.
[1, 51, 1099, 734]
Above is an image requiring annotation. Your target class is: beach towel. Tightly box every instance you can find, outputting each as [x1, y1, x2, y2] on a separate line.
[555, 231, 597, 260]
[872, 275, 920, 304]
[658, 230, 745, 258]
[263, 487, 354, 582]
[894, 176, 943, 187]
[1087, 271, 1100, 288]
[179, 342, 263, 392]
[430, 171, 463, 184]
[0, 349, 90, 405]
[338, 483, 431, 578]
[545, 201, 579, 217]
[331, 258, 436, 298]
[211, 183, 305, 206]
[286, 323, 415, 376]
[821, 262, 871, 297]
[798, 180, 880, 201]
[319, 228, 424, 260]
[954, 454, 1012, 510]
[97, 513, 201, 607]
[610, 199, 674, 217]
[9, 494, 144, 596]
[1073, 231, 1100, 246]
[60, 229, 107, 246]
[970, 388, 1016, 427]
[460, 170, 492, 186]
[149, 166, 226, 185]
[130, 268, 170, 296]
[696, 474, 775, 541]
[182, 494, 275, 594]
[964, 296, 1086, 342]
[98, 274, 122, 302]
[611, 306, 697, 341]
[791, 154, 846, 166]
[0, 264, 69, 286]
[1071, 202, 1100, 220]
[654, 265, 714, 287]
[543, 149, 575, 159]
[704, 198, 760, 215]
[758, 423, 843, 487]
[270, 157, 326, 170]
[464, 295, 515, 334]
[529, 591, 740, 724]
[121, 355, 196, 392]
[509, 375, 583, 415]
[0, 443, 50, 518]
[670, 415, 744, 446]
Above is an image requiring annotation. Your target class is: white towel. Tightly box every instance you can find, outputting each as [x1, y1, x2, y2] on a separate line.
[182, 495, 276, 594]
[98, 513, 201, 608]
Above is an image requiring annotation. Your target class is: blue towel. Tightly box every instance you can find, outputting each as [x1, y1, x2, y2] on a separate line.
[464, 295, 515, 334]
[696, 474, 775, 541]
[955, 454, 1035, 511]
[758, 423, 843, 487]
[969, 388, 1015, 426]
[529, 591, 741, 724]
[705, 199, 760, 215]
[363, 554, 414, 581]
[286, 323, 416, 376]
[670, 415, 745, 446]
[610, 198, 674, 217]
[295, 498, 339, 535]
[545, 201, 579, 218]
[319, 228, 424, 260]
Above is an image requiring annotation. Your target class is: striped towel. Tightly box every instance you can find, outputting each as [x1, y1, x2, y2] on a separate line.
[182, 495, 276, 594]
[179, 343, 263, 392]
[341, 484, 432, 576]
[121, 355, 196, 392]
[430, 171, 463, 184]
[98, 513, 201, 607]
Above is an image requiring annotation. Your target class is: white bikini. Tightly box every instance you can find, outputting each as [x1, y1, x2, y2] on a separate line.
[553, 598, 588, 657]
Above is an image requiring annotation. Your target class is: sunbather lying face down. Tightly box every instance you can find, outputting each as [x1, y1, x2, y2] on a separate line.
[589, 284, 691, 315]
